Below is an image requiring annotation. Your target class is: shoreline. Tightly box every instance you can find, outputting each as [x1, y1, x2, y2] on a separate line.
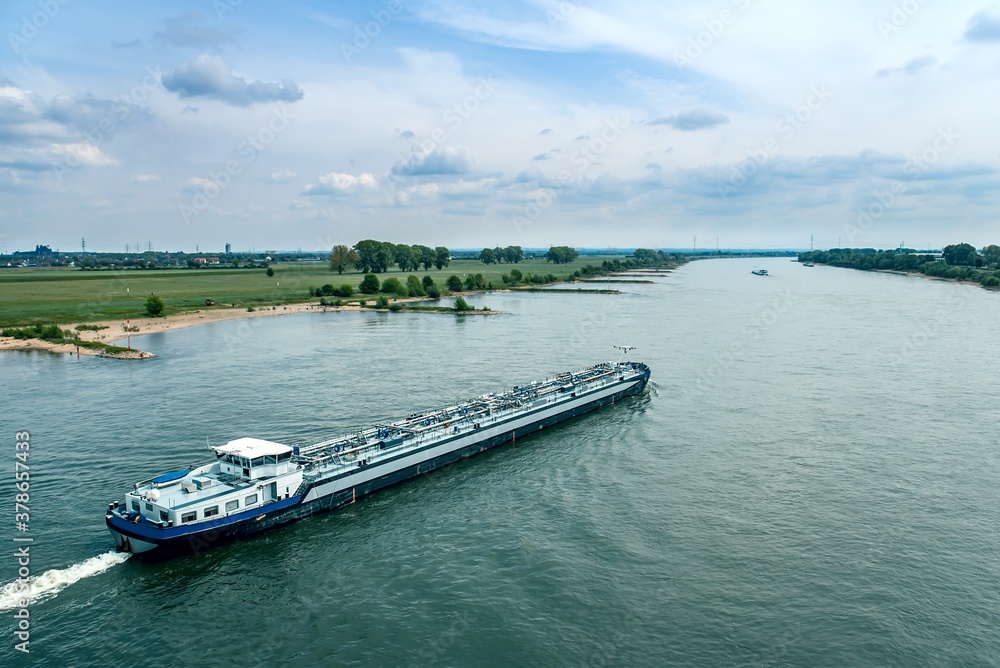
[0, 265, 683, 359]
[0, 293, 497, 358]
[814, 264, 1000, 291]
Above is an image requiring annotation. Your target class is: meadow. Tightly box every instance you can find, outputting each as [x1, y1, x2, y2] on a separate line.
[0, 256, 633, 326]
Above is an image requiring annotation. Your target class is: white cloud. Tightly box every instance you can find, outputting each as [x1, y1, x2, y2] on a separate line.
[302, 171, 377, 195]
[132, 173, 161, 183]
[269, 168, 297, 182]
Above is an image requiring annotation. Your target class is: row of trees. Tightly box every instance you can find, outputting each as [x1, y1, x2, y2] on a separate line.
[546, 246, 580, 264]
[478, 245, 525, 265]
[330, 241, 451, 274]
[941, 243, 1000, 267]
[797, 247, 1000, 287]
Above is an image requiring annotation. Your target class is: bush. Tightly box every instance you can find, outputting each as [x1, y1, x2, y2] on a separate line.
[333, 298, 343, 307]
[145, 295, 165, 317]
[359, 273, 380, 294]
[376, 295, 389, 308]
[40, 324, 66, 340]
[321, 284, 335, 296]
[266, 267, 274, 277]
[446, 275, 463, 292]
[509, 269, 522, 282]
[406, 275, 425, 297]
[425, 283, 441, 299]
[319, 297, 327, 305]
[380, 277, 405, 294]
[982, 275, 1000, 287]
[334, 284, 353, 297]
[359, 299, 367, 306]
[388, 302, 403, 312]
[454, 296, 472, 312]
[422, 275, 434, 289]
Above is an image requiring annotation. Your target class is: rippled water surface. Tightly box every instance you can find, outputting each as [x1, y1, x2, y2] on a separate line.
[2, 258, 999, 666]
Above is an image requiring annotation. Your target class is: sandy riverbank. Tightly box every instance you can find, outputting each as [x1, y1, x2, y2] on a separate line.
[0, 294, 499, 358]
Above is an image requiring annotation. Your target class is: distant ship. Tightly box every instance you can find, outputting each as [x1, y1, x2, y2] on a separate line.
[751, 267, 769, 276]
[107, 351, 651, 557]
[802, 262, 815, 267]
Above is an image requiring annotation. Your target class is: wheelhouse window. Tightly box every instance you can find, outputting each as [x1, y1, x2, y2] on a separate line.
[145, 502, 153, 512]
[131, 500, 139, 512]
[245, 494, 258, 506]
[225, 500, 239, 512]
[181, 512, 196, 523]
[159, 510, 169, 522]
[203, 506, 219, 518]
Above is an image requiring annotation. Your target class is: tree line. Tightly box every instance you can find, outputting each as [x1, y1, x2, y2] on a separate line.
[797, 244, 1000, 287]
[478, 245, 525, 264]
[330, 241, 451, 274]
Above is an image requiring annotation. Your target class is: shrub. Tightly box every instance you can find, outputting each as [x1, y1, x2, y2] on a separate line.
[333, 298, 343, 306]
[40, 324, 65, 340]
[145, 295, 165, 317]
[266, 267, 274, 277]
[359, 273, 380, 294]
[509, 268, 522, 282]
[454, 296, 472, 312]
[446, 275, 463, 292]
[247, 306, 255, 312]
[321, 284, 335, 296]
[314, 287, 324, 297]
[380, 277, 405, 295]
[425, 283, 441, 299]
[359, 299, 367, 306]
[422, 275, 434, 289]
[406, 275, 424, 297]
[388, 302, 403, 312]
[982, 275, 1000, 287]
[334, 284, 353, 297]
[319, 297, 327, 305]
[376, 295, 389, 308]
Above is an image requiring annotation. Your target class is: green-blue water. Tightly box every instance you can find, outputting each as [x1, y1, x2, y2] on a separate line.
[2, 258, 998, 666]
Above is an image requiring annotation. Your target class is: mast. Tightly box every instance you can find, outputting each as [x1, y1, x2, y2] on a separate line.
[613, 345, 637, 365]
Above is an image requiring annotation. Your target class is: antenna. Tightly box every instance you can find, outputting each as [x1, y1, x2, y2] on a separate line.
[613, 345, 637, 365]
[81, 237, 85, 253]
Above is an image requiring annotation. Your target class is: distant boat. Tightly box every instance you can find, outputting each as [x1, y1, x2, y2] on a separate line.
[751, 267, 769, 276]
[802, 262, 815, 267]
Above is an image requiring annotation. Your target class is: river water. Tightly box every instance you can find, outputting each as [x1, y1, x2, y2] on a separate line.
[1, 258, 998, 666]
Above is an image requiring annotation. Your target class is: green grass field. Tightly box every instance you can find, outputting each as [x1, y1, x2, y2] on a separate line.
[0, 256, 633, 326]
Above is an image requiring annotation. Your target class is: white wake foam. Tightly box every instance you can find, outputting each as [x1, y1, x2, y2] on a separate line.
[0, 551, 130, 611]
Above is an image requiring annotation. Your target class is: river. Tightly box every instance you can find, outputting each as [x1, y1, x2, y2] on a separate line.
[1, 257, 998, 666]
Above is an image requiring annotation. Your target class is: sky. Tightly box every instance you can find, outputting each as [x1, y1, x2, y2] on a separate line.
[0, 0, 998, 254]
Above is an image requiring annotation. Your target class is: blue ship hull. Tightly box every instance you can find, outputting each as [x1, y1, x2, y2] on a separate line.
[107, 365, 649, 558]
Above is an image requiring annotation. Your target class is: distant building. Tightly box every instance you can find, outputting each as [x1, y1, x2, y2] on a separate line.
[225, 243, 231, 254]
[206, 257, 220, 264]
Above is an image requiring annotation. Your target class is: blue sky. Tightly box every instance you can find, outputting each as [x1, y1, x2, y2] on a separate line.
[1, 0, 998, 253]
